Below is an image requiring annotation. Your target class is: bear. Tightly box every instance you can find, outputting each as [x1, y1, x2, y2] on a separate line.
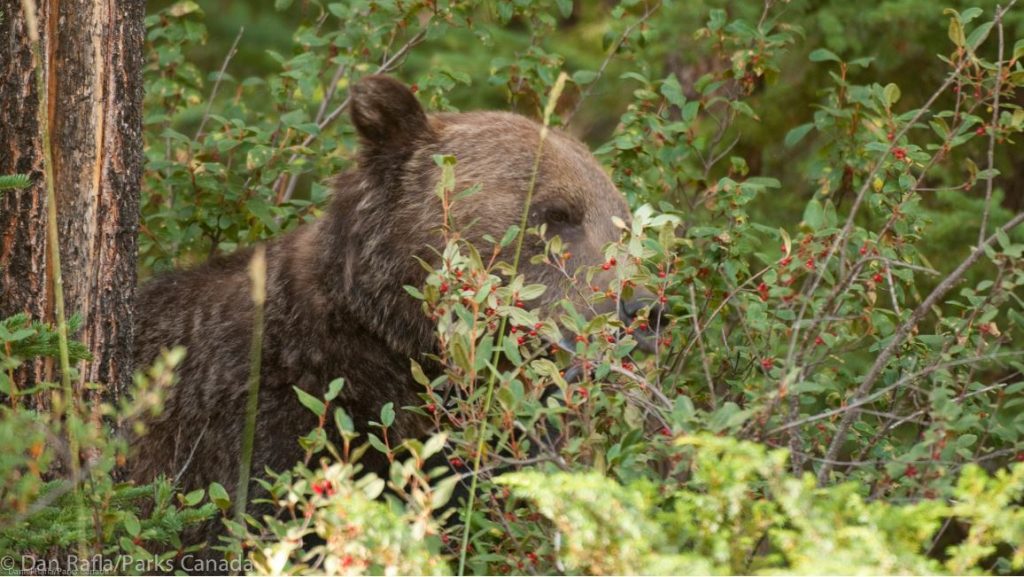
[130, 75, 658, 547]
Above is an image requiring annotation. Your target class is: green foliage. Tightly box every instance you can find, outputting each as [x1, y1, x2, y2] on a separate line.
[0, 329, 215, 566]
[0, 173, 30, 191]
[498, 435, 1024, 575]
[0, 314, 90, 396]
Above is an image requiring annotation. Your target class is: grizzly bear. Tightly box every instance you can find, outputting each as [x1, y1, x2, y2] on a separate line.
[130, 75, 656, 543]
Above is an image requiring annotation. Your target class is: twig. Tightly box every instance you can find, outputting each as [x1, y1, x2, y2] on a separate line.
[194, 26, 244, 142]
[815, 212, 1024, 485]
[173, 418, 211, 486]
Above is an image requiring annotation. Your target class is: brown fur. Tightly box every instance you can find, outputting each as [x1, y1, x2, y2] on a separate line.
[131, 76, 646, 544]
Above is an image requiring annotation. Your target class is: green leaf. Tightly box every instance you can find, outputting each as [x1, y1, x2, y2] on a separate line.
[883, 83, 901, 107]
[572, 70, 598, 85]
[167, 1, 202, 17]
[123, 512, 141, 537]
[274, 0, 294, 9]
[948, 17, 965, 47]
[803, 198, 824, 229]
[809, 48, 841, 63]
[967, 22, 993, 49]
[380, 402, 395, 428]
[660, 75, 687, 107]
[500, 225, 521, 247]
[784, 123, 814, 148]
[293, 386, 326, 416]
[209, 482, 230, 512]
[334, 407, 354, 434]
[403, 285, 425, 300]
[183, 488, 205, 507]
[325, 377, 344, 402]
[410, 359, 430, 386]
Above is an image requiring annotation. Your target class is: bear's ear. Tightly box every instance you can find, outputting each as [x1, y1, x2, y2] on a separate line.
[350, 75, 432, 151]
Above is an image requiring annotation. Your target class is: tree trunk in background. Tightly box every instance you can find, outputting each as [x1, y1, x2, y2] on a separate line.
[0, 0, 144, 404]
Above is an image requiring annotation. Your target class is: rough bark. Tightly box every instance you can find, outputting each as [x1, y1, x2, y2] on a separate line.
[0, 0, 144, 403]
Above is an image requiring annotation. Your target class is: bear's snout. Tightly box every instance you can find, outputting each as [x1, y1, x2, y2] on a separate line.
[619, 291, 667, 353]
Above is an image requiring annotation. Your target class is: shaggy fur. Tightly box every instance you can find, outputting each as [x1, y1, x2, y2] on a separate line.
[130, 76, 645, 545]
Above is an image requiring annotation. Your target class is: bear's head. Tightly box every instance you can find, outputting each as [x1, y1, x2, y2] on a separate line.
[324, 75, 660, 356]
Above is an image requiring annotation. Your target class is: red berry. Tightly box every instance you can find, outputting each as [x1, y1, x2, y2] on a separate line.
[410, 84, 419, 94]
[517, 336, 526, 346]
[886, 131, 895, 141]
[779, 256, 792, 267]
[526, 552, 538, 564]
[658, 271, 667, 279]
[426, 403, 436, 414]
[859, 245, 868, 255]
[439, 282, 449, 294]
[609, 258, 617, 266]
[976, 126, 986, 136]
[529, 330, 537, 337]
[313, 479, 335, 497]
[606, 334, 615, 343]
[815, 336, 824, 346]
[659, 295, 667, 304]
[892, 147, 907, 161]
[905, 465, 918, 478]
[761, 357, 774, 370]
[601, 263, 611, 271]
[450, 457, 464, 468]
[805, 258, 815, 269]
[510, 326, 518, 334]
[575, 335, 587, 343]
[515, 300, 524, 308]
[872, 273, 884, 283]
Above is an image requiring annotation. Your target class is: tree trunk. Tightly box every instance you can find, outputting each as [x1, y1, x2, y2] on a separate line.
[0, 0, 144, 404]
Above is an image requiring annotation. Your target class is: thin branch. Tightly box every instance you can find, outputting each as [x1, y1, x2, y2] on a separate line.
[194, 26, 244, 142]
[173, 419, 211, 486]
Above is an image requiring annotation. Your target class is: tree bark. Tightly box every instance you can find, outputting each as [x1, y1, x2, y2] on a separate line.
[0, 0, 144, 404]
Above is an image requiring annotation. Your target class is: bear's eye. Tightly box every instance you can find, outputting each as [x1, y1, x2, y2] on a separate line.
[545, 207, 574, 226]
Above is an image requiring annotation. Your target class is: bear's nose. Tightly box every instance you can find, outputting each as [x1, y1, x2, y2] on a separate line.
[619, 298, 667, 354]
[619, 297, 667, 330]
